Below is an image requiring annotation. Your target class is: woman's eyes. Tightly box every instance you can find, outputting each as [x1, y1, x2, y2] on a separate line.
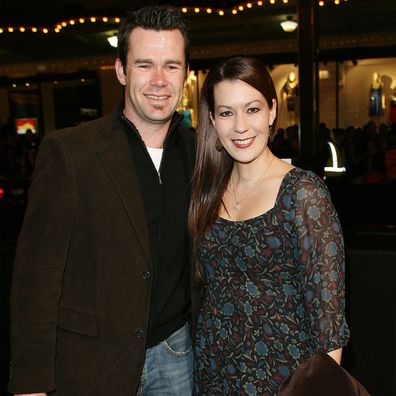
[219, 111, 233, 117]
[218, 107, 260, 117]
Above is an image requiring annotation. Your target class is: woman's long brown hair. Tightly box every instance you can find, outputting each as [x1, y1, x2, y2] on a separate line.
[188, 56, 278, 287]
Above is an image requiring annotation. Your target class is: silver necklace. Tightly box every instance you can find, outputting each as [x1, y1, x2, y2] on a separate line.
[231, 155, 274, 210]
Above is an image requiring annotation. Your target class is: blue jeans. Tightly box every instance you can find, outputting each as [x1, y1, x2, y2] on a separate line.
[137, 323, 193, 395]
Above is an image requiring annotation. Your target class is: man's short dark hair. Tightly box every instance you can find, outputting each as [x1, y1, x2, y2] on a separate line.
[117, 5, 189, 74]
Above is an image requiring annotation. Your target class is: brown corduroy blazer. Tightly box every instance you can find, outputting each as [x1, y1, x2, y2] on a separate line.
[8, 107, 195, 395]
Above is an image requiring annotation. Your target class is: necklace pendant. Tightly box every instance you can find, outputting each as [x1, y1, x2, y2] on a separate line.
[234, 202, 240, 210]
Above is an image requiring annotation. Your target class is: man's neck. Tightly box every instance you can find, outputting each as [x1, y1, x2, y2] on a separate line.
[123, 111, 172, 148]
[139, 124, 170, 149]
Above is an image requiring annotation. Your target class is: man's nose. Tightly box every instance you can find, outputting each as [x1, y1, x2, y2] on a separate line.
[150, 67, 167, 86]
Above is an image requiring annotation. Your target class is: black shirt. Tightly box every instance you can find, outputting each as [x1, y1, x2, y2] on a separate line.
[120, 111, 191, 348]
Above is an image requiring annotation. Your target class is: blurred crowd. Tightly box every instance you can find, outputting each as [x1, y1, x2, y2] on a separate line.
[1, 120, 396, 191]
[271, 121, 396, 184]
[0, 122, 41, 191]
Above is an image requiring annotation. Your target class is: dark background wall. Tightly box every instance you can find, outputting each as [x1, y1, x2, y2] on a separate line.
[342, 231, 396, 395]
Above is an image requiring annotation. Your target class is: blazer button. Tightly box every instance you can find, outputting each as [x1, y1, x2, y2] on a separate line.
[135, 330, 144, 339]
[142, 271, 151, 280]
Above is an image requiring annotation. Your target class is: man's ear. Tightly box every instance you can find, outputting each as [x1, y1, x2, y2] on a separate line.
[115, 58, 126, 86]
[184, 66, 190, 88]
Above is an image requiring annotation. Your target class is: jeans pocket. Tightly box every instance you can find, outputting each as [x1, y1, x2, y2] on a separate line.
[162, 324, 192, 357]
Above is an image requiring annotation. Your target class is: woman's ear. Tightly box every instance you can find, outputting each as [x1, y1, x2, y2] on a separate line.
[210, 112, 215, 127]
[269, 99, 277, 126]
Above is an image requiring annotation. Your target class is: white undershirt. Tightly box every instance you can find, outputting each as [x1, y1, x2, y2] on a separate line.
[147, 147, 163, 172]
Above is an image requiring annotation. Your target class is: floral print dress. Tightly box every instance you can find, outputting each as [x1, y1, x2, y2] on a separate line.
[194, 168, 350, 396]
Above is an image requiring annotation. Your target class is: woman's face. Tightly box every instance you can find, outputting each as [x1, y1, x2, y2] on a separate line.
[211, 79, 276, 165]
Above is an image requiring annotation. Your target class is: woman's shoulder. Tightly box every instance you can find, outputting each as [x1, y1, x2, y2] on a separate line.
[283, 167, 329, 199]
[284, 167, 323, 185]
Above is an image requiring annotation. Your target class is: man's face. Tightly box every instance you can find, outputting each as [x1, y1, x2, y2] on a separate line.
[115, 27, 186, 130]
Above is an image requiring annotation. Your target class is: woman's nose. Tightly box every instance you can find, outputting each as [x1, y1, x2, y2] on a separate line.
[234, 113, 248, 134]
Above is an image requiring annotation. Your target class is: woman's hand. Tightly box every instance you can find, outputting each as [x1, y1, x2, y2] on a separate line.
[327, 348, 342, 364]
[15, 393, 47, 396]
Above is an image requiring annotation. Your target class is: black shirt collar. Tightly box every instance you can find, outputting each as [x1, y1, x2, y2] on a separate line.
[118, 105, 182, 147]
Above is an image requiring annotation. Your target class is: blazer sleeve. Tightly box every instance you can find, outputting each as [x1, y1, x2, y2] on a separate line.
[8, 132, 76, 394]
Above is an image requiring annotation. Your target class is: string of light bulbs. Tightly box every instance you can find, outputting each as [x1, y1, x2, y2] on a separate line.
[0, 0, 348, 36]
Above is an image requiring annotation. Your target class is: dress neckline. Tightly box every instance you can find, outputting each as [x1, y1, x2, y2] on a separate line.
[217, 167, 297, 224]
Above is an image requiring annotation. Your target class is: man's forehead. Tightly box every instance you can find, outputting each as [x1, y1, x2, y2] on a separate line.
[127, 28, 186, 64]
[129, 27, 184, 45]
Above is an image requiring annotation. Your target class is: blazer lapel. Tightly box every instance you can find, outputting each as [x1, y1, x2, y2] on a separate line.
[96, 112, 151, 261]
[177, 128, 196, 184]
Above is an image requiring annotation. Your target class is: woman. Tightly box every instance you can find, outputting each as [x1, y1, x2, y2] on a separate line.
[189, 57, 350, 395]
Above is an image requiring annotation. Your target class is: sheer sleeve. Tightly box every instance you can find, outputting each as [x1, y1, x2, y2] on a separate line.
[292, 171, 350, 352]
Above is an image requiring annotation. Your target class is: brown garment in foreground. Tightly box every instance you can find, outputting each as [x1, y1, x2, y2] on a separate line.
[279, 351, 371, 396]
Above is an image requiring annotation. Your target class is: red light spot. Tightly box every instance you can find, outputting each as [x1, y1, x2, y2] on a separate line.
[0, 187, 5, 199]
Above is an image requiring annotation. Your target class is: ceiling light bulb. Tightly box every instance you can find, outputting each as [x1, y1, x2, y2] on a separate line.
[280, 17, 298, 32]
[107, 35, 118, 48]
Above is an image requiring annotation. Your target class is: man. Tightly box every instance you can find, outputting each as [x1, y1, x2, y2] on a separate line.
[8, 6, 195, 395]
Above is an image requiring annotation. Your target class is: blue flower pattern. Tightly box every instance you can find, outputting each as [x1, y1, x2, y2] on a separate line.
[194, 168, 350, 395]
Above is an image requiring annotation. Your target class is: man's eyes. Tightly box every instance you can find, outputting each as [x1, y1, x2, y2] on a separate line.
[135, 64, 181, 71]
[166, 64, 182, 71]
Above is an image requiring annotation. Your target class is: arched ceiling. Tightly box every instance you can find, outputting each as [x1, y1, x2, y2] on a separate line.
[0, 0, 395, 74]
